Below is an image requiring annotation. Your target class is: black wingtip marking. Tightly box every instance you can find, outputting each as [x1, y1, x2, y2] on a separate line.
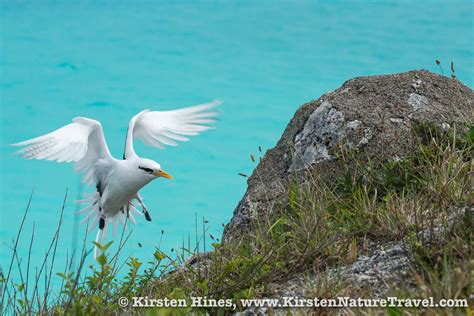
[144, 211, 152, 222]
[99, 217, 105, 230]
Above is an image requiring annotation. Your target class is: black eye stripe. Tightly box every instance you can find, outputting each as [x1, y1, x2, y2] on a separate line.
[138, 166, 154, 174]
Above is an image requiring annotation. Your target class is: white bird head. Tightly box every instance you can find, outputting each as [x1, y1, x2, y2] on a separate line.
[134, 157, 173, 180]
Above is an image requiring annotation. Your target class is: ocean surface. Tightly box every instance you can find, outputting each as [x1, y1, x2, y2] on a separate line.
[1, 0, 472, 291]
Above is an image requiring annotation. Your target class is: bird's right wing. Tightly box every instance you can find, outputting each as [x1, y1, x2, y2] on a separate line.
[123, 100, 221, 159]
[12, 117, 113, 185]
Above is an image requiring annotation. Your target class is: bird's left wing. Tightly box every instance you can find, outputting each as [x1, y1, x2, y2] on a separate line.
[123, 100, 221, 159]
[12, 117, 113, 184]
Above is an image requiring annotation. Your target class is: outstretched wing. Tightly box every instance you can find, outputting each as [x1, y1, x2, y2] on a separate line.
[12, 117, 114, 185]
[123, 100, 221, 159]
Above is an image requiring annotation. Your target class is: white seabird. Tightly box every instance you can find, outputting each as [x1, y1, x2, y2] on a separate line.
[13, 100, 221, 259]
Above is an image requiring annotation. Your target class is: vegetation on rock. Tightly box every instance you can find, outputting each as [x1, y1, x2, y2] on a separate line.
[2, 122, 472, 315]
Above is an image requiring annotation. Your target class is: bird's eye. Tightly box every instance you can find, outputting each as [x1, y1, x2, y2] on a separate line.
[138, 166, 154, 174]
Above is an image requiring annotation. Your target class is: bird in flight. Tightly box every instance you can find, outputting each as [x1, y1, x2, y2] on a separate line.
[13, 100, 220, 259]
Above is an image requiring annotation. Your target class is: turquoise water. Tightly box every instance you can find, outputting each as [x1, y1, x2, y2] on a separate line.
[1, 0, 472, 290]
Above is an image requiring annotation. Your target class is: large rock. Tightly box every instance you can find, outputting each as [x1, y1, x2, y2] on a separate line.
[224, 70, 473, 242]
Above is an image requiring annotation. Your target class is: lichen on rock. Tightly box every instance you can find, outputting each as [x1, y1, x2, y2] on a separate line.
[407, 92, 429, 110]
[289, 101, 344, 171]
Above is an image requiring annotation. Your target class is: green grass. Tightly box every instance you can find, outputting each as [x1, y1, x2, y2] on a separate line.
[1, 122, 472, 315]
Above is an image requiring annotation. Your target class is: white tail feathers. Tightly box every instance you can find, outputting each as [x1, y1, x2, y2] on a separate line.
[77, 192, 138, 261]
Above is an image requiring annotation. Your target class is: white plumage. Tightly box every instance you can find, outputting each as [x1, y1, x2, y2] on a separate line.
[13, 100, 221, 259]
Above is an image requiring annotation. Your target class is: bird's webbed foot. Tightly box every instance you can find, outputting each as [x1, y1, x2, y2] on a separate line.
[144, 209, 152, 221]
[99, 217, 105, 230]
[141, 203, 152, 221]
[135, 194, 152, 222]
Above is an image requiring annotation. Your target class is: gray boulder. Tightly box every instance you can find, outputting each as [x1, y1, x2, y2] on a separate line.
[223, 69, 473, 242]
